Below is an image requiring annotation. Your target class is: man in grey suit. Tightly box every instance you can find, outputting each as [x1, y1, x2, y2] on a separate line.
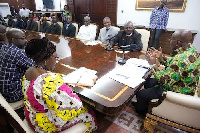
[26, 14, 38, 31]
[98, 17, 119, 44]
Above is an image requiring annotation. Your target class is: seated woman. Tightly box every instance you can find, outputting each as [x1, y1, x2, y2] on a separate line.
[23, 38, 97, 132]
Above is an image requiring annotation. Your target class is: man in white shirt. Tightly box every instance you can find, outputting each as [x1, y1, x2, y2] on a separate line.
[19, 4, 32, 18]
[98, 17, 119, 44]
[76, 16, 96, 41]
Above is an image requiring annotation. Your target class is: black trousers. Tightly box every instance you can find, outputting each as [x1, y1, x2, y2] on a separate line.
[135, 78, 163, 116]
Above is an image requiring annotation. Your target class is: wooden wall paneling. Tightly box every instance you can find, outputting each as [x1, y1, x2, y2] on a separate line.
[0, 0, 35, 13]
[106, 0, 117, 26]
[72, 0, 117, 38]
[0, 0, 20, 12]
[67, 0, 75, 18]
[73, 0, 89, 25]
[89, 0, 107, 29]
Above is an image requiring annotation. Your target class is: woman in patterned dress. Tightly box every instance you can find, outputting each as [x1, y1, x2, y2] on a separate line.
[22, 37, 97, 132]
[62, 5, 72, 24]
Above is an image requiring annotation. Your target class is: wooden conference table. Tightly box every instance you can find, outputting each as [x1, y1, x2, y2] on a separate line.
[25, 31, 146, 116]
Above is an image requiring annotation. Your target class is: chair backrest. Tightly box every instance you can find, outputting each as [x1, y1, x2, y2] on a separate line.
[91, 23, 98, 40]
[57, 22, 63, 35]
[0, 93, 32, 132]
[196, 78, 200, 97]
[4, 18, 8, 25]
[113, 26, 120, 32]
[0, 93, 88, 133]
[135, 28, 150, 51]
[46, 20, 51, 25]
[36, 21, 40, 31]
[72, 22, 78, 37]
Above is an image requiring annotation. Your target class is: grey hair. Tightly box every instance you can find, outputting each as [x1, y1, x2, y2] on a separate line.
[124, 21, 133, 27]
[103, 17, 111, 22]
[84, 16, 90, 21]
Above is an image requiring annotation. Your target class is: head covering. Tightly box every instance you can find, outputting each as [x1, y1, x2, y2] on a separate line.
[25, 37, 56, 62]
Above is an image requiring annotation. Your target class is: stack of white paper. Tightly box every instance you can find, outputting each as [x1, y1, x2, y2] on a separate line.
[108, 58, 152, 88]
[62, 67, 97, 87]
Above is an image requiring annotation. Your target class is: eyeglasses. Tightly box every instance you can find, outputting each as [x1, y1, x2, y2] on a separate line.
[51, 55, 59, 59]
[15, 37, 26, 40]
[124, 27, 133, 30]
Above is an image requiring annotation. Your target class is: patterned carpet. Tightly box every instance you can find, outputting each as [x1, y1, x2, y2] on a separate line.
[94, 103, 184, 133]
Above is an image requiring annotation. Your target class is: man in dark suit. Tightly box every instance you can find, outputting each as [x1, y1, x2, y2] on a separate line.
[62, 16, 76, 37]
[26, 14, 38, 31]
[46, 16, 61, 35]
[39, 17, 49, 33]
[112, 21, 143, 51]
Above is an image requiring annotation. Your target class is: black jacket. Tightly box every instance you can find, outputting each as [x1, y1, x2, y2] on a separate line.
[46, 23, 61, 35]
[113, 30, 143, 51]
[62, 23, 76, 37]
[26, 20, 38, 31]
[39, 22, 50, 33]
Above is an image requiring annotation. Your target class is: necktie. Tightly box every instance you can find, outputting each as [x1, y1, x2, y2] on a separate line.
[106, 28, 109, 32]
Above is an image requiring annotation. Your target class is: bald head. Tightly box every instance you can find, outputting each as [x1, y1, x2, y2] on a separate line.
[170, 29, 192, 51]
[0, 24, 6, 33]
[6, 28, 27, 49]
[124, 21, 134, 35]
[175, 29, 192, 43]
[0, 24, 7, 41]
[6, 28, 23, 41]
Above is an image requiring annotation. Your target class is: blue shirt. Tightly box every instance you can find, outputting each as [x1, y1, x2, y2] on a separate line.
[0, 43, 34, 102]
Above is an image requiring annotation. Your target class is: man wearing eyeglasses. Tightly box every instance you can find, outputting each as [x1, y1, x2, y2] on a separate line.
[0, 28, 34, 103]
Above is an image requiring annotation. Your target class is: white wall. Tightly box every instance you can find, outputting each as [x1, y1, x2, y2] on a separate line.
[35, 0, 67, 11]
[117, 0, 200, 52]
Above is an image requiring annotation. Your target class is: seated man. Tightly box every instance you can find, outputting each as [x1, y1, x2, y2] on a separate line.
[21, 16, 28, 29]
[0, 28, 34, 103]
[0, 24, 7, 48]
[98, 17, 118, 44]
[26, 14, 38, 31]
[62, 15, 76, 37]
[15, 15, 24, 29]
[76, 16, 96, 41]
[112, 21, 143, 51]
[46, 16, 61, 35]
[39, 17, 49, 33]
[133, 29, 200, 116]
[7, 15, 15, 27]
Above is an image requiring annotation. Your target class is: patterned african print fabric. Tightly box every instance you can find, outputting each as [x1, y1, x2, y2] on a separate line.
[62, 11, 72, 23]
[22, 72, 97, 133]
[153, 44, 200, 95]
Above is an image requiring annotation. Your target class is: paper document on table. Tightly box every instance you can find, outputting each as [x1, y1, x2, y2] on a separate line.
[62, 67, 97, 87]
[86, 40, 101, 45]
[125, 58, 152, 69]
[109, 58, 152, 88]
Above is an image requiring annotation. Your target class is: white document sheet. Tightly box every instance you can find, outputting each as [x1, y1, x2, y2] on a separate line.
[62, 67, 97, 87]
[109, 58, 152, 88]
